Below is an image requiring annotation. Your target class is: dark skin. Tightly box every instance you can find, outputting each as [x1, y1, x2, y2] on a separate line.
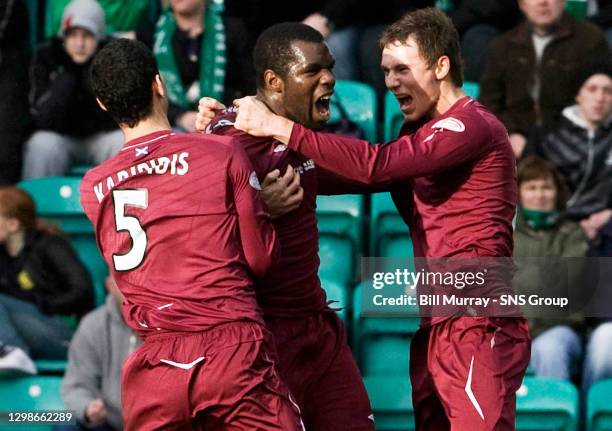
[196, 40, 336, 217]
[258, 40, 336, 131]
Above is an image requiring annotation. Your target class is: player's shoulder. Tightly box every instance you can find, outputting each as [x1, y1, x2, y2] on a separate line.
[205, 106, 239, 135]
[432, 97, 496, 134]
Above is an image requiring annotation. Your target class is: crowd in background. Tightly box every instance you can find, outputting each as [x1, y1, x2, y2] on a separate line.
[1, 0, 612, 429]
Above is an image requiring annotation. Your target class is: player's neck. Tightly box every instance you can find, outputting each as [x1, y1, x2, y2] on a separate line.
[121, 114, 171, 144]
[434, 82, 466, 118]
[255, 90, 286, 118]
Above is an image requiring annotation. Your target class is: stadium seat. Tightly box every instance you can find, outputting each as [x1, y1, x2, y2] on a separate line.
[360, 334, 411, 377]
[587, 379, 612, 431]
[316, 194, 365, 285]
[463, 81, 480, 99]
[19, 177, 108, 306]
[33, 360, 68, 375]
[364, 376, 415, 430]
[330, 80, 378, 142]
[566, 0, 587, 18]
[384, 91, 405, 142]
[383, 81, 481, 141]
[352, 282, 420, 366]
[67, 164, 93, 177]
[320, 278, 350, 322]
[25, 0, 40, 48]
[370, 192, 413, 258]
[515, 377, 579, 431]
[0, 375, 64, 431]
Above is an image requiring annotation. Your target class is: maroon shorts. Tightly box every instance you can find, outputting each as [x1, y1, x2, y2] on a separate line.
[121, 322, 304, 431]
[266, 311, 374, 431]
[410, 317, 531, 431]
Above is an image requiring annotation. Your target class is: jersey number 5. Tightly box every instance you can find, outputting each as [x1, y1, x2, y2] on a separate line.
[112, 189, 148, 271]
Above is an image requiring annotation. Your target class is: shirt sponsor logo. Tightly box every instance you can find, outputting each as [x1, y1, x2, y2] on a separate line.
[249, 171, 262, 190]
[431, 117, 466, 132]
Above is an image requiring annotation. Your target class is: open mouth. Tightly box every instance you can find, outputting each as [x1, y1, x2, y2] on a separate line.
[395, 94, 413, 112]
[314, 94, 332, 120]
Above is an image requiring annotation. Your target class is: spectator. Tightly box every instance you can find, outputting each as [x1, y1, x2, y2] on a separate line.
[448, 0, 522, 82]
[23, 0, 122, 179]
[59, 276, 139, 431]
[0, 187, 93, 373]
[588, 0, 612, 47]
[526, 61, 612, 227]
[513, 156, 588, 380]
[154, 0, 255, 132]
[46, 0, 158, 44]
[479, 0, 609, 158]
[0, 0, 30, 184]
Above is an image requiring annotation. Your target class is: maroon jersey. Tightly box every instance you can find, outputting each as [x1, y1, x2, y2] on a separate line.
[286, 97, 518, 325]
[81, 130, 278, 336]
[206, 108, 381, 317]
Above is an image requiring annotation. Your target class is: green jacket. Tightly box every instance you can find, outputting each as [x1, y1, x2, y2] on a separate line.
[513, 214, 588, 337]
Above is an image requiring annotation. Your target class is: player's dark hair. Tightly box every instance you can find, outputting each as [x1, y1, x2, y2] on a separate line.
[90, 38, 159, 128]
[380, 7, 464, 87]
[518, 155, 566, 211]
[253, 22, 325, 89]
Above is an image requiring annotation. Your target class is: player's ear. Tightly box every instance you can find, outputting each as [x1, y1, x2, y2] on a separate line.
[434, 55, 451, 81]
[153, 74, 166, 98]
[263, 69, 284, 93]
[96, 98, 108, 112]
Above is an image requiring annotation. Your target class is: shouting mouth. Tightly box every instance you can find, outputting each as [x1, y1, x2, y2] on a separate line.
[314, 93, 332, 121]
[395, 94, 413, 112]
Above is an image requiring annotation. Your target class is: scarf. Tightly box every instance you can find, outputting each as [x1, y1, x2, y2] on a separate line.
[520, 207, 561, 230]
[154, 0, 225, 109]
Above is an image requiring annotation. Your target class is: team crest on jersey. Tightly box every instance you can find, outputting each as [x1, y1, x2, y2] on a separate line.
[431, 117, 465, 132]
[274, 144, 287, 152]
[249, 171, 262, 190]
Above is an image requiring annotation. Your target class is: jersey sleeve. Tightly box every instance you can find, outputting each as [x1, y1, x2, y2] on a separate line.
[316, 164, 394, 195]
[228, 142, 279, 276]
[288, 114, 492, 185]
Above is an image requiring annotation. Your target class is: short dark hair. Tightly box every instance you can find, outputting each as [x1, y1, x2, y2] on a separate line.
[380, 7, 464, 87]
[253, 22, 325, 89]
[518, 155, 566, 210]
[90, 38, 159, 127]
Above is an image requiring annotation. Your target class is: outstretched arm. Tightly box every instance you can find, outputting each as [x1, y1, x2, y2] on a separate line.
[234, 96, 491, 185]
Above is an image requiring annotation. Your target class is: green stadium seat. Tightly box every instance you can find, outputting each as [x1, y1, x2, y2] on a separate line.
[0, 375, 64, 431]
[566, 0, 587, 18]
[515, 377, 578, 431]
[330, 80, 378, 142]
[384, 91, 404, 142]
[316, 194, 365, 285]
[364, 376, 415, 430]
[26, 0, 40, 48]
[33, 360, 68, 375]
[352, 282, 420, 366]
[370, 192, 413, 258]
[19, 177, 108, 306]
[67, 164, 93, 177]
[463, 81, 480, 99]
[320, 278, 350, 322]
[360, 334, 411, 377]
[588, 379, 612, 431]
[384, 81, 481, 141]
